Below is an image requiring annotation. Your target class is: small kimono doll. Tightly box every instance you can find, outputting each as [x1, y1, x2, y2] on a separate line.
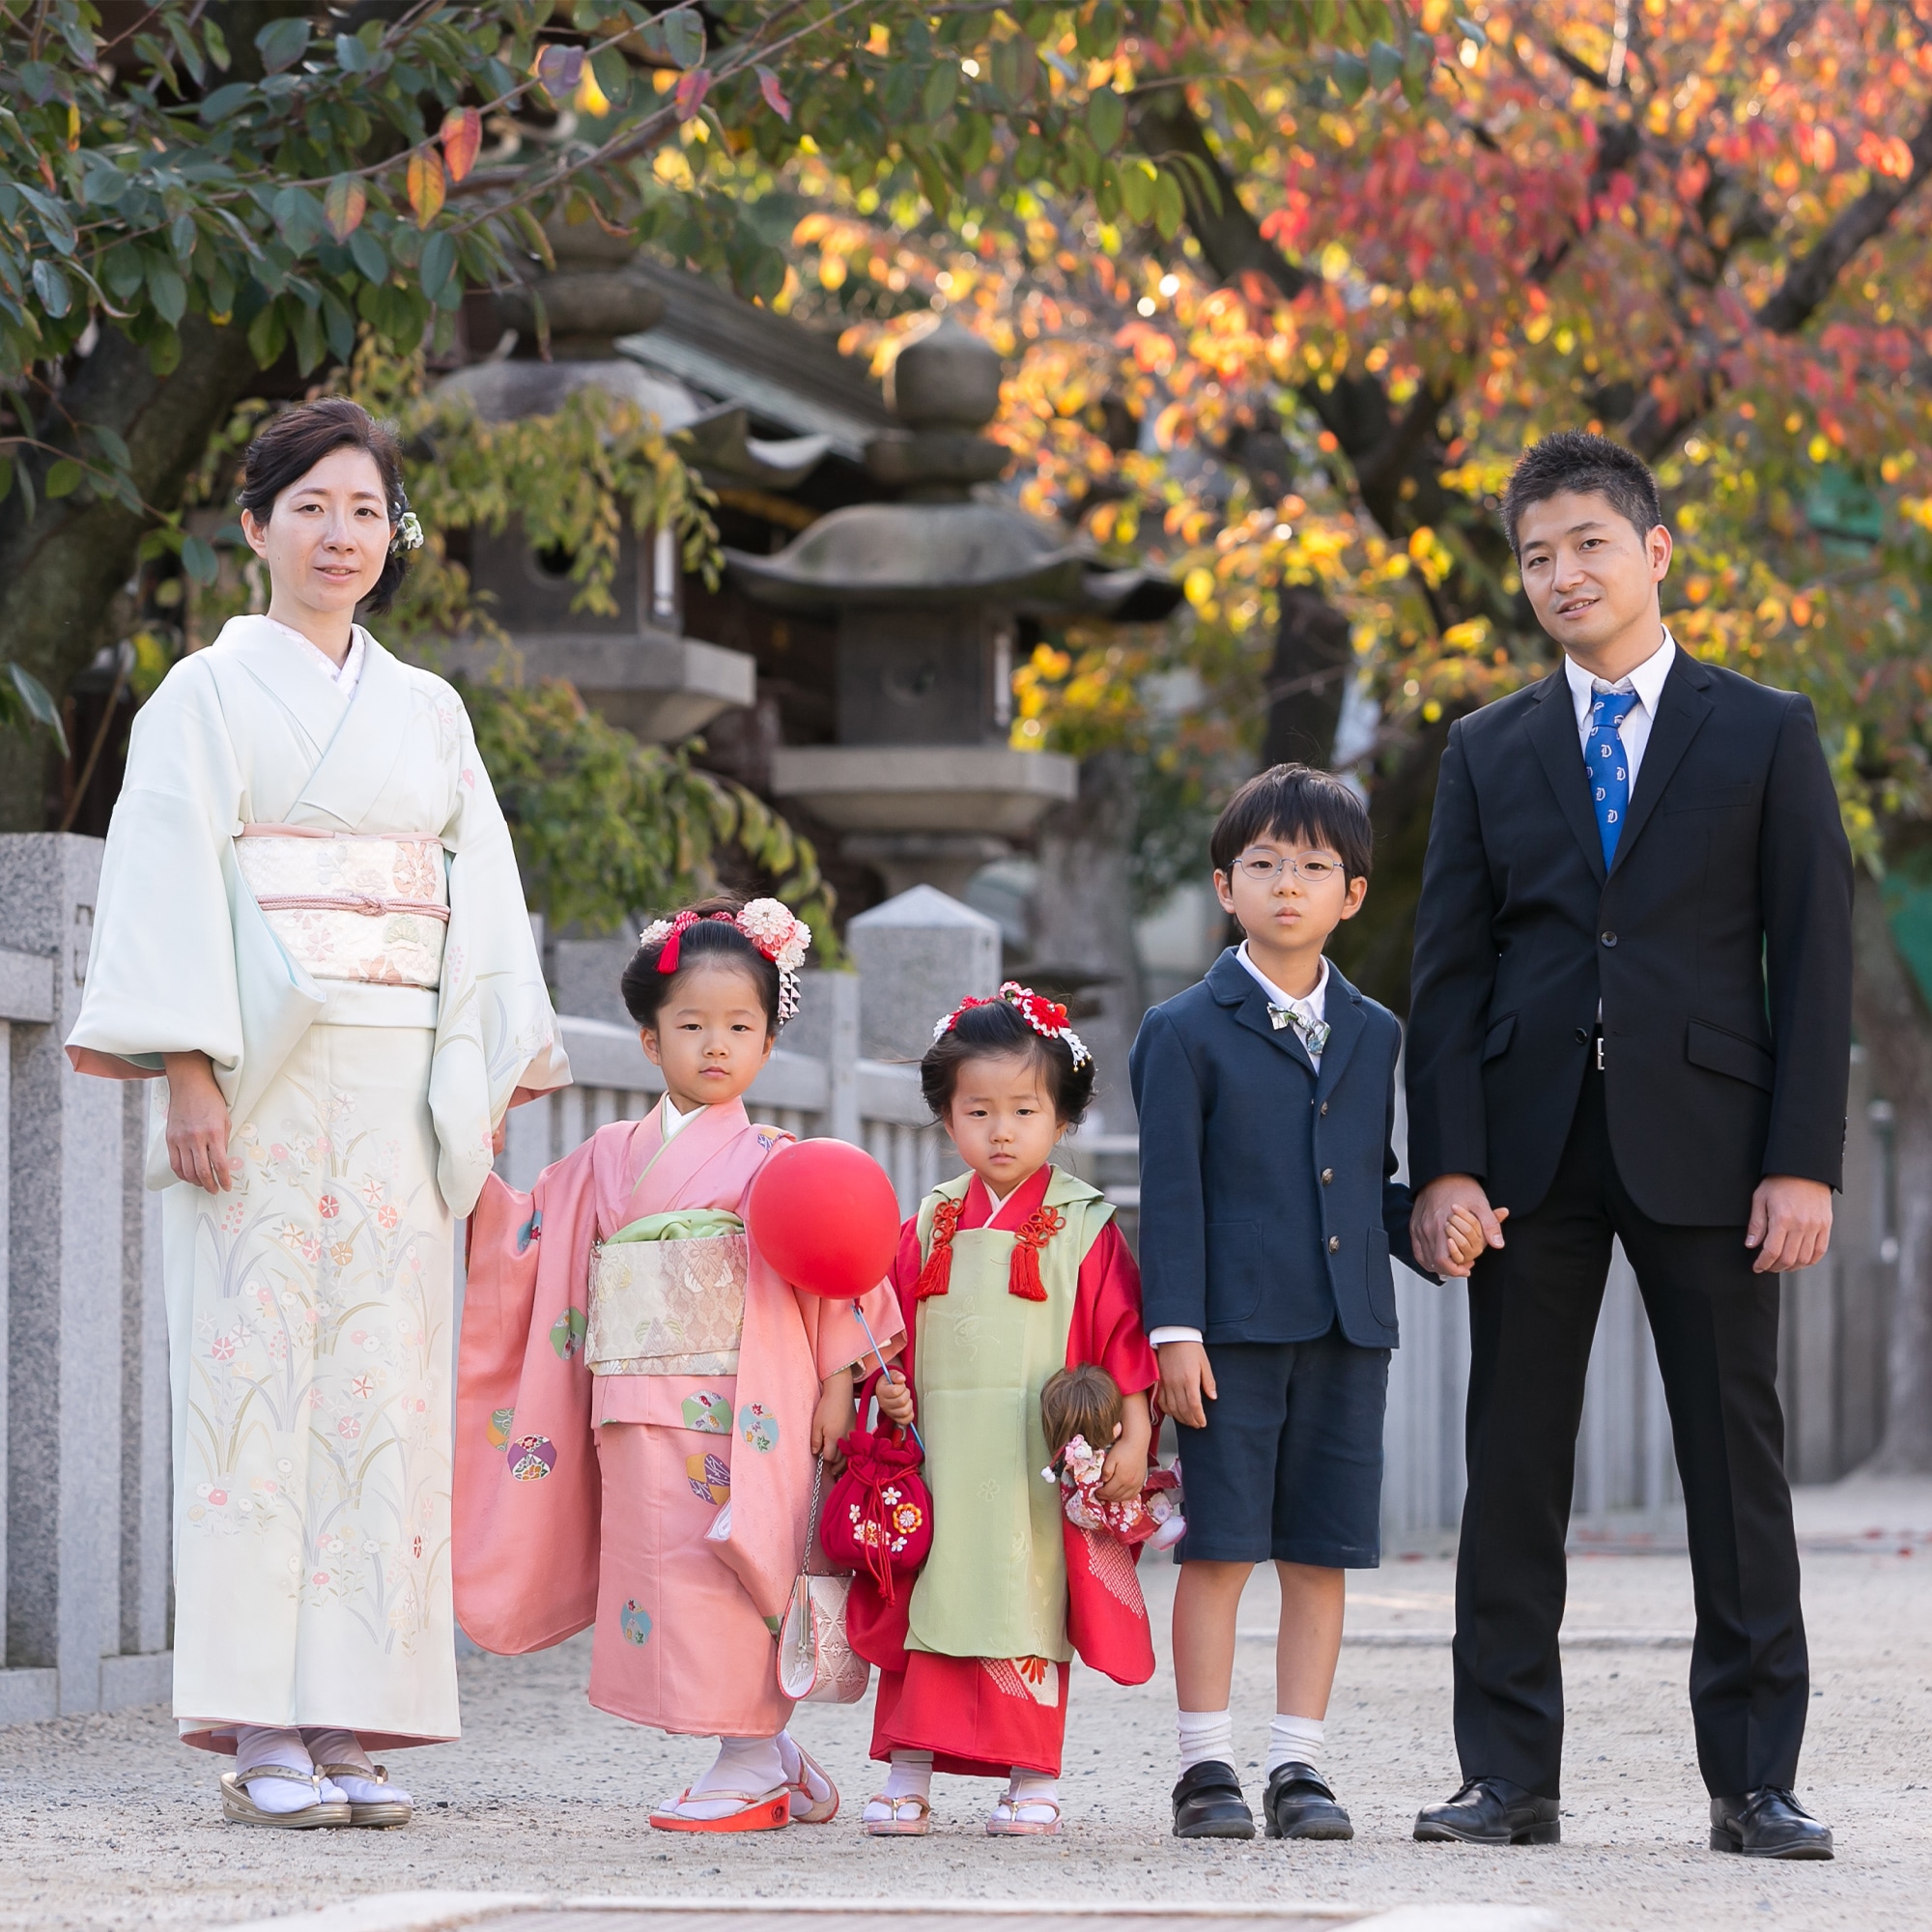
[850, 983, 1159, 1840]
[1040, 1363, 1185, 1551]
[453, 897, 903, 1834]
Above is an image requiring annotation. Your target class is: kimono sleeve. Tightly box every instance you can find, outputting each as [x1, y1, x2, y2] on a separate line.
[1069, 1219, 1155, 1396]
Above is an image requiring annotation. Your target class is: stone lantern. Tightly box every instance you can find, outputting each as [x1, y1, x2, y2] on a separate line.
[726, 319, 1178, 900]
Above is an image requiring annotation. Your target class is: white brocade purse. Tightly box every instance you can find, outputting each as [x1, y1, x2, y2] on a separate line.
[776, 1458, 869, 1706]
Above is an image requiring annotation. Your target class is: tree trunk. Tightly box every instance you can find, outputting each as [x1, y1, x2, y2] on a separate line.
[1850, 868, 1932, 1472]
[1261, 586, 1352, 772]
[0, 317, 262, 831]
[1028, 748, 1148, 1133]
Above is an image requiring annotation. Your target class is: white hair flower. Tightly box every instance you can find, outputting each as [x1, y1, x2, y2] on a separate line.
[396, 510, 425, 551]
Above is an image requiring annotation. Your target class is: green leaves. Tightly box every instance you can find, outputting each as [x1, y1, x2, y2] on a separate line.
[180, 534, 218, 585]
[254, 15, 311, 75]
[2, 662, 68, 756]
[1087, 86, 1126, 152]
[30, 259, 71, 318]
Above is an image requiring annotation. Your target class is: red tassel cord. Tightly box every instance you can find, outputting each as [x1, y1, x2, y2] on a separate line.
[1008, 1203, 1064, 1301]
[912, 1195, 960, 1300]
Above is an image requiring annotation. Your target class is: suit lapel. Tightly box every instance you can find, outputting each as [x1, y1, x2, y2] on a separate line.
[1525, 668, 1605, 886]
[1607, 652, 1715, 877]
[1314, 973, 1367, 1103]
[1208, 950, 1317, 1079]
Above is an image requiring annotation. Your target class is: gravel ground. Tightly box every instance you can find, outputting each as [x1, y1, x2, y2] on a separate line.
[2, 1480, 1926, 1932]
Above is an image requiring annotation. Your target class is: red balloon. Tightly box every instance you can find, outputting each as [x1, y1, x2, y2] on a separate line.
[746, 1138, 902, 1298]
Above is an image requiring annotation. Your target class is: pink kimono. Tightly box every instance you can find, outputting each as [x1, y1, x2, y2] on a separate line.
[454, 1098, 903, 1738]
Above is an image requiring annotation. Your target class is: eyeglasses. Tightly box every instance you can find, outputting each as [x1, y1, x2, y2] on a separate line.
[1230, 851, 1346, 885]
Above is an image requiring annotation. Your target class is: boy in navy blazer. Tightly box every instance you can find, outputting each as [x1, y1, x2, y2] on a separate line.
[1129, 765, 1474, 1844]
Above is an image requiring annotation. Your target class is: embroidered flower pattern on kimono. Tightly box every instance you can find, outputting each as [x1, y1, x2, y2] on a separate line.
[680, 1390, 731, 1434]
[508, 1435, 556, 1482]
[686, 1452, 731, 1505]
[620, 1599, 652, 1645]
[737, 1402, 780, 1452]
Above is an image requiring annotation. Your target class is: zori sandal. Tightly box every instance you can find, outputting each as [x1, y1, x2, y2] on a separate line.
[648, 1785, 791, 1833]
[219, 1766, 353, 1830]
[784, 1742, 840, 1824]
[863, 1793, 932, 1836]
[986, 1790, 1062, 1837]
[312, 1761, 412, 1829]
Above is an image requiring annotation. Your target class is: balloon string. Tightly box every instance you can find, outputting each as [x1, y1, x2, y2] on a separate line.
[852, 1299, 924, 1455]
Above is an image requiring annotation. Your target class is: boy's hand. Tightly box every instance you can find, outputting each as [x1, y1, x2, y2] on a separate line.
[1442, 1204, 1508, 1276]
[1413, 1174, 1508, 1276]
[1156, 1341, 1216, 1430]
[810, 1368, 855, 1464]
[874, 1367, 916, 1428]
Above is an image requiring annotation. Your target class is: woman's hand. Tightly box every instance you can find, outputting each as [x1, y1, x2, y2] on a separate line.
[163, 1051, 236, 1194]
[874, 1367, 916, 1428]
[1096, 1392, 1152, 1504]
[811, 1367, 855, 1465]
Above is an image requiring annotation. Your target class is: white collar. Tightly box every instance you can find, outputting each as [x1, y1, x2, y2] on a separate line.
[1565, 627, 1675, 724]
[660, 1092, 698, 1141]
[1236, 943, 1328, 1020]
[270, 616, 366, 696]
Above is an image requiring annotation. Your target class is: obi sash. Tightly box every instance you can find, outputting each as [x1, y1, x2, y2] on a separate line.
[235, 823, 448, 988]
[586, 1208, 748, 1377]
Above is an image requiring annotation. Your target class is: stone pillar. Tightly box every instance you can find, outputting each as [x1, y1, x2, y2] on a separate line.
[119, 1080, 172, 1662]
[846, 886, 1001, 1065]
[0, 836, 126, 1715]
[784, 971, 861, 1143]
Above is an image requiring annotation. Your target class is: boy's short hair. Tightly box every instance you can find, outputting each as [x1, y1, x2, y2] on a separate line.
[1209, 763, 1373, 883]
[1500, 430, 1664, 558]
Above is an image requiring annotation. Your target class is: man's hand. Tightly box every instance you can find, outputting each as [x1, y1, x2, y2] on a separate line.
[163, 1050, 235, 1194]
[1156, 1340, 1217, 1431]
[1746, 1176, 1833, 1274]
[1412, 1173, 1508, 1277]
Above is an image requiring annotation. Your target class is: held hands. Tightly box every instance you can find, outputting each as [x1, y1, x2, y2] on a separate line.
[1747, 1176, 1833, 1274]
[874, 1367, 917, 1429]
[1155, 1339, 1217, 1431]
[1412, 1174, 1509, 1278]
[162, 1051, 236, 1194]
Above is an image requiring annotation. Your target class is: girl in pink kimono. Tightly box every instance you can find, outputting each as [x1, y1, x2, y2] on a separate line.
[454, 897, 903, 1832]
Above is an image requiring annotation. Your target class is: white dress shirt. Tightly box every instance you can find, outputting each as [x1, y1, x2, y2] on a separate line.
[274, 616, 366, 699]
[1150, 950, 1332, 1350]
[1563, 629, 1676, 794]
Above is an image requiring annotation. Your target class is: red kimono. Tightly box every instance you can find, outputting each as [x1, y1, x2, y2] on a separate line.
[851, 1163, 1156, 1778]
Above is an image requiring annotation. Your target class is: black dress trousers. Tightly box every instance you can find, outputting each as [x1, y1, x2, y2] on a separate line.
[1453, 1060, 1809, 1801]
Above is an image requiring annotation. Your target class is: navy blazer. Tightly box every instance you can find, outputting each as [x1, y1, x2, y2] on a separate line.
[1128, 950, 1419, 1350]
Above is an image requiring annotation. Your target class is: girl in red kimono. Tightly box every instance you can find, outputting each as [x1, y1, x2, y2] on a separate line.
[855, 983, 1158, 1837]
[454, 898, 902, 1833]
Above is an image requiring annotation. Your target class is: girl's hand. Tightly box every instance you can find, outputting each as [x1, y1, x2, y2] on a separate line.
[1095, 1391, 1152, 1504]
[874, 1368, 916, 1428]
[163, 1050, 236, 1194]
[811, 1367, 855, 1465]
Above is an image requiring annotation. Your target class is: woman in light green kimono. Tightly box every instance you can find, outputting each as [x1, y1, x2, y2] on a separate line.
[67, 399, 568, 1830]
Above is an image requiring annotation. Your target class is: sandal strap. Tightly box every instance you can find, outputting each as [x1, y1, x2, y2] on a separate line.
[314, 1763, 386, 1784]
[231, 1764, 321, 1787]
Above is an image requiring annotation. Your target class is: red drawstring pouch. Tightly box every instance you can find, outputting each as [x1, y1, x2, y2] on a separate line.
[821, 1372, 932, 1604]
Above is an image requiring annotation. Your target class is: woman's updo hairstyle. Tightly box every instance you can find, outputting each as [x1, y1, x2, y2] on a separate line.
[920, 994, 1095, 1127]
[237, 398, 412, 613]
[622, 895, 782, 1037]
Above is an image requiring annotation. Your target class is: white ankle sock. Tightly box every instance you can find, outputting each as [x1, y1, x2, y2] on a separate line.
[678, 1734, 786, 1820]
[1177, 1708, 1235, 1775]
[233, 1725, 319, 1815]
[863, 1750, 935, 1823]
[1266, 1712, 1325, 1775]
[302, 1726, 410, 1808]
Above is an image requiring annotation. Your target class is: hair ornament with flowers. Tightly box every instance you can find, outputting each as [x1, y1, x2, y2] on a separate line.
[931, 980, 1091, 1069]
[638, 896, 812, 1025]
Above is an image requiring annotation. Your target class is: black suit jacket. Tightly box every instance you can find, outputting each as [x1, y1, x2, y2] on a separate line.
[1129, 951, 1421, 1349]
[1406, 648, 1852, 1226]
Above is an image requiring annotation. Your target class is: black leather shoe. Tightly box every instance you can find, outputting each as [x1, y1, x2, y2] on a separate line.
[1710, 1788, 1833, 1859]
[1414, 1776, 1561, 1845]
[1264, 1762, 1353, 1840]
[1172, 1760, 1255, 1839]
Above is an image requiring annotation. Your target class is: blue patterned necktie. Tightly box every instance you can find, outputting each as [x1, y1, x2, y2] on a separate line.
[1589, 687, 1640, 866]
[1268, 1004, 1330, 1055]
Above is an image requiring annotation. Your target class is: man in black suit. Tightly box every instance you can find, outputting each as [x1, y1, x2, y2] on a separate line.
[1405, 431, 1851, 1860]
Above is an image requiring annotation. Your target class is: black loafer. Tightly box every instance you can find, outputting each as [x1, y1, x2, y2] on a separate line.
[1710, 1787, 1833, 1859]
[1264, 1762, 1352, 1840]
[1172, 1760, 1255, 1839]
[1414, 1776, 1561, 1845]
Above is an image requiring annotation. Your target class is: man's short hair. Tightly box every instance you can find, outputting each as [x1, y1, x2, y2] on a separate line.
[1501, 430, 1664, 557]
[1209, 763, 1374, 882]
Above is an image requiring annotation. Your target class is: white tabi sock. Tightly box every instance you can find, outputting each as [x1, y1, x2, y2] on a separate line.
[1177, 1707, 1236, 1775]
[774, 1729, 834, 1817]
[863, 1749, 933, 1825]
[679, 1734, 787, 1820]
[1007, 1768, 1060, 1824]
[303, 1726, 411, 1808]
[232, 1725, 322, 1815]
[1266, 1712, 1325, 1776]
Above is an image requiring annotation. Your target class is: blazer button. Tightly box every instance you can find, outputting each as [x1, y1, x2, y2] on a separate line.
[1600, 930, 1618, 947]
[1574, 1026, 1589, 1044]
[1327, 1235, 1341, 1253]
[1321, 1168, 1334, 1185]
[1320, 1101, 1329, 1116]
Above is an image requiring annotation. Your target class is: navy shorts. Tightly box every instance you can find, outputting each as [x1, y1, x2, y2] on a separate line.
[1173, 1328, 1390, 1569]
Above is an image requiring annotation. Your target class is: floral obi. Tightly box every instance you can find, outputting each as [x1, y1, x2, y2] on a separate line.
[587, 1208, 748, 1378]
[236, 824, 448, 989]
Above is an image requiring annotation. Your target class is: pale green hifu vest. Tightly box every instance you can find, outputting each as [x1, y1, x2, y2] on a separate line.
[905, 1165, 1115, 1663]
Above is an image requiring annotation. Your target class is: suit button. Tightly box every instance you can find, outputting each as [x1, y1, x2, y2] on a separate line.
[1327, 1235, 1341, 1253]
[1600, 930, 1618, 947]
[1321, 1168, 1334, 1185]
[1574, 1027, 1590, 1044]
[1320, 1101, 1329, 1116]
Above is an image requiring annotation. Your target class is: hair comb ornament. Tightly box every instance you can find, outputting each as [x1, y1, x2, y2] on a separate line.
[931, 980, 1091, 1069]
[638, 898, 812, 1025]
